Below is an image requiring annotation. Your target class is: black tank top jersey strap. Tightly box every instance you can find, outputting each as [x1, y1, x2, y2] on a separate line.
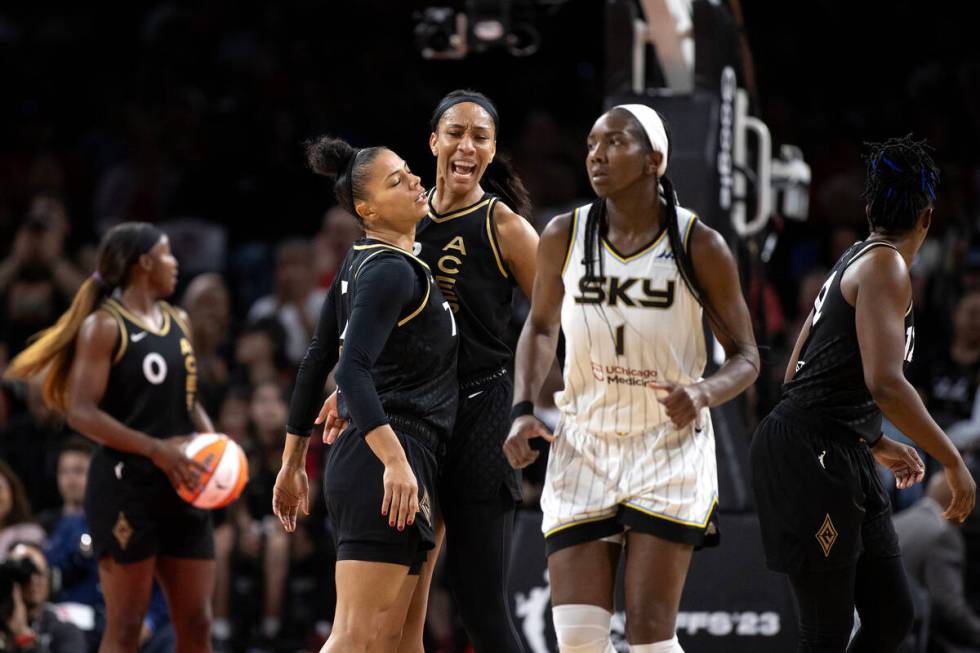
[335, 239, 459, 444]
[416, 189, 516, 381]
[98, 298, 197, 442]
[783, 240, 915, 442]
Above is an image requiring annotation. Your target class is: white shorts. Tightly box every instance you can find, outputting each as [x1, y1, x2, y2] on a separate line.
[540, 410, 720, 554]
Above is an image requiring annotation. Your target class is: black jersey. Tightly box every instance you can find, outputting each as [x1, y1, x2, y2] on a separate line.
[783, 240, 915, 441]
[304, 238, 458, 440]
[98, 298, 196, 440]
[416, 191, 515, 379]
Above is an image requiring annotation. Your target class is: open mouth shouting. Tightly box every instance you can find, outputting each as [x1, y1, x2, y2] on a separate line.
[450, 160, 478, 183]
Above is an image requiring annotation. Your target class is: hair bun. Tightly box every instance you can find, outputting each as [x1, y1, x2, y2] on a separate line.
[305, 136, 356, 179]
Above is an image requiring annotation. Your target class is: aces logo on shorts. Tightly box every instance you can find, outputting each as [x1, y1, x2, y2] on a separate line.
[418, 488, 433, 526]
[113, 512, 134, 550]
[816, 514, 838, 557]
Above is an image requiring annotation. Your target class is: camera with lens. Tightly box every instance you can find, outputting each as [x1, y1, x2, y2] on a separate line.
[0, 558, 39, 627]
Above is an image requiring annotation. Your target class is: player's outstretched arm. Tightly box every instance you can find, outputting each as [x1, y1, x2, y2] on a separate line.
[493, 201, 540, 299]
[286, 278, 342, 440]
[654, 222, 760, 429]
[854, 247, 975, 522]
[274, 433, 311, 533]
[504, 213, 569, 469]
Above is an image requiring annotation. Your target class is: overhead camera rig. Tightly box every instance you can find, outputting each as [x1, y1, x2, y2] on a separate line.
[414, 0, 561, 59]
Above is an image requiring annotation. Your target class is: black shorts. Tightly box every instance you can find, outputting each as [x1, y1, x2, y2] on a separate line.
[324, 424, 438, 575]
[441, 369, 522, 504]
[85, 447, 214, 564]
[750, 401, 900, 575]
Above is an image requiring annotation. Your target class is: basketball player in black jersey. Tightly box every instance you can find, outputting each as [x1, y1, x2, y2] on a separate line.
[6, 222, 217, 653]
[316, 90, 538, 652]
[273, 135, 458, 653]
[751, 135, 976, 652]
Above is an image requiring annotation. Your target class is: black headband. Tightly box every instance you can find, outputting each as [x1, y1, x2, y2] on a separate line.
[432, 94, 499, 131]
[134, 224, 165, 257]
[343, 147, 363, 213]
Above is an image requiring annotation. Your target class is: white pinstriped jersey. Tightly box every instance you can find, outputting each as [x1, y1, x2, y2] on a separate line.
[554, 202, 706, 436]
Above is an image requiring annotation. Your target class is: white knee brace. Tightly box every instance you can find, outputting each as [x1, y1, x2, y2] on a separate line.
[630, 635, 684, 652]
[552, 604, 617, 653]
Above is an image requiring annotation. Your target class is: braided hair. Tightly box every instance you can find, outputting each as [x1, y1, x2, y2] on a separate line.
[581, 109, 702, 306]
[862, 134, 940, 234]
[581, 108, 758, 361]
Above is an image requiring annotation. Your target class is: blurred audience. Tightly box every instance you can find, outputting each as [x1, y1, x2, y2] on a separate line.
[911, 292, 980, 435]
[181, 274, 233, 416]
[311, 208, 362, 289]
[0, 461, 44, 559]
[247, 241, 326, 366]
[896, 471, 980, 652]
[0, 196, 85, 367]
[6, 541, 86, 653]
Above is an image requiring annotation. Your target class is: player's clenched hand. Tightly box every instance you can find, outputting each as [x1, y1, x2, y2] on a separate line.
[503, 415, 555, 469]
[316, 390, 349, 444]
[871, 436, 925, 489]
[651, 383, 706, 430]
[272, 465, 310, 533]
[150, 436, 209, 491]
[944, 459, 977, 523]
[382, 459, 418, 531]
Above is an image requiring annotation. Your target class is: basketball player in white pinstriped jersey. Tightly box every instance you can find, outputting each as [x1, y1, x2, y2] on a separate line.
[504, 106, 759, 653]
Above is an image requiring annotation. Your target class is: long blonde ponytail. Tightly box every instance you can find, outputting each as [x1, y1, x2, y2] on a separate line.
[4, 222, 166, 414]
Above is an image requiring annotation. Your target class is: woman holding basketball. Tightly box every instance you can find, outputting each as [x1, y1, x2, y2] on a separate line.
[6, 222, 217, 653]
[274, 136, 458, 653]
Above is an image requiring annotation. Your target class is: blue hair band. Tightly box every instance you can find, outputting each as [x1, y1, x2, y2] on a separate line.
[881, 156, 901, 172]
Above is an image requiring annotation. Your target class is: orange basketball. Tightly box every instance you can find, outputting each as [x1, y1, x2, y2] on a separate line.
[176, 433, 249, 509]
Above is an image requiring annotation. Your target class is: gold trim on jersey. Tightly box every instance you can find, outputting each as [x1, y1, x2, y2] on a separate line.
[103, 298, 171, 336]
[484, 198, 510, 279]
[99, 304, 128, 365]
[601, 227, 667, 263]
[544, 513, 616, 538]
[426, 198, 493, 223]
[351, 243, 432, 269]
[161, 302, 191, 336]
[847, 240, 899, 268]
[352, 251, 387, 280]
[561, 207, 580, 275]
[622, 495, 718, 529]
[683, 214, 698, 252]
[397, 278, 431, 327]
[350, 243, 433, 327]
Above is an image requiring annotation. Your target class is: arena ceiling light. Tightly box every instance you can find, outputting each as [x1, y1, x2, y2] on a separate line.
[468, 0, 509, 51]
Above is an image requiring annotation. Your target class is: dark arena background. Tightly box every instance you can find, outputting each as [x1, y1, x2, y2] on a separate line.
[2, 1, 980, 652]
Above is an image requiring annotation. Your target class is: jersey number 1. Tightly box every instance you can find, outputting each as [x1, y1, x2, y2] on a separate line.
[615, 325, 625, 356]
